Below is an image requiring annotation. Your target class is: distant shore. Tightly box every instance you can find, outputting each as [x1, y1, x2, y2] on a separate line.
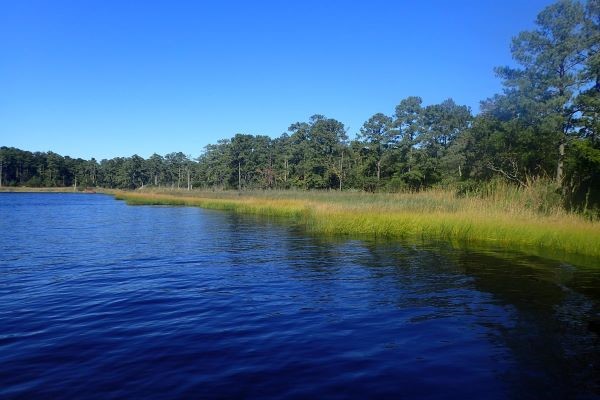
[0, 187, 96, 193]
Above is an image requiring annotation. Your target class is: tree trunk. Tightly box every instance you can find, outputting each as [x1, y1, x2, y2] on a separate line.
[339, 151, 344, 190]
[187, 168, 191, 191]
[303, 153, 307, 190]
[238, 161, 241, 191]
[556, 139, 565, 184]
[376, 159, 381, 181]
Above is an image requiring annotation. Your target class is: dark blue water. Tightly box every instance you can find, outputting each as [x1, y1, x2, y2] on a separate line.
[1, 193, 599, 399]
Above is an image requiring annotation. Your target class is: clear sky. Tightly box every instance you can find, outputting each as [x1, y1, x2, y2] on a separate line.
[0, 0, 555, 160]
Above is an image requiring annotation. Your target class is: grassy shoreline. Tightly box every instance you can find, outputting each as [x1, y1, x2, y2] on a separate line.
[110, 188, 600, 259]
[0, 186, 83, 193]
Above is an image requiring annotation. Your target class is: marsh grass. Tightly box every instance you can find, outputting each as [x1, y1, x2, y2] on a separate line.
[110, 186, 600, 259]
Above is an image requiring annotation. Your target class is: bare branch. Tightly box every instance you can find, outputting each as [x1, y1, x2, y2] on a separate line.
[486, 161, 527, 187]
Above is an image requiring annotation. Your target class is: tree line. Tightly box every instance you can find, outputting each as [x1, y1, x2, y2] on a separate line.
[1, 0, 599, 210]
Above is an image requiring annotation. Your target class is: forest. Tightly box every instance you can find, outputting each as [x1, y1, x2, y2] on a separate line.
[1, 0, 599, 213]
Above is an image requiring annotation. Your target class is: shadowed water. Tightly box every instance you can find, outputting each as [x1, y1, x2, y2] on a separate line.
[0, 193, 599, 399]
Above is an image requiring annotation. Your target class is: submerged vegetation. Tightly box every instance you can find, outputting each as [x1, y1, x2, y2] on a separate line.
[112, 182, 600, 259]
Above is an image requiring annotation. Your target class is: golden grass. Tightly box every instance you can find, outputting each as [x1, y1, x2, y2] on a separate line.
[109, 188, 600, 259]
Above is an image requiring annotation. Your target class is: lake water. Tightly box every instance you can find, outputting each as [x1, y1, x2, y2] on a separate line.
[0, 193, 599, 399]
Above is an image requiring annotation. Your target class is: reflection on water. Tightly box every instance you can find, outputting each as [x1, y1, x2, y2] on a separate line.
[0, 193, 598, 399]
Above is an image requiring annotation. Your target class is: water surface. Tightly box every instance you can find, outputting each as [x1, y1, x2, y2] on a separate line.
[0, 193, 599, 399]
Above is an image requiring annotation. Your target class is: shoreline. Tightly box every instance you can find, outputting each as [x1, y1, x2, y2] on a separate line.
[111, 190, 600, 260]
[0, 187, 88, 193]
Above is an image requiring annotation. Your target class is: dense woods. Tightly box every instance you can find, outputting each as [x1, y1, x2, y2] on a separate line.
[1, 0, 599, 212]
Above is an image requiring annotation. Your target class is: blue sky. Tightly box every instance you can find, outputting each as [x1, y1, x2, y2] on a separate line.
[0, 0, 555, 160]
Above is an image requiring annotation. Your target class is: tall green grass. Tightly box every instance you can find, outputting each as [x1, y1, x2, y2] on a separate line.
[110, 186, 600, 259]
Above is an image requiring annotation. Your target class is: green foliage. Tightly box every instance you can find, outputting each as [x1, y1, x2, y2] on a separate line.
[565, 139, 600, 216]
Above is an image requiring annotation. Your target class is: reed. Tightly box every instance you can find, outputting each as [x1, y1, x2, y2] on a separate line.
[110, 188, 600, 259]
